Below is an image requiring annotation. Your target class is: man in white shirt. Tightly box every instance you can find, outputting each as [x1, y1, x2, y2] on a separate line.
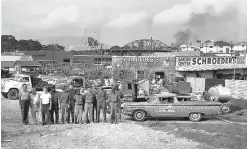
[40, 86, 52, 125]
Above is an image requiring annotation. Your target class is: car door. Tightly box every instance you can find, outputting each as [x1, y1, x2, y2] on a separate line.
[153, 97, 176, 117]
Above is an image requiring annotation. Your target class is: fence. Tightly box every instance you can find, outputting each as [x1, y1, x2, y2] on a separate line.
[186, 77, 205, 92]
[186, 77, 247, 100]
[225, 80, 247, 99]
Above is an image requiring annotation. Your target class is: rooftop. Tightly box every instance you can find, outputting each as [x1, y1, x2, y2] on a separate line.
[13, 60, 41, 67]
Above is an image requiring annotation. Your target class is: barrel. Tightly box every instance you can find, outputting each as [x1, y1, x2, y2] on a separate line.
[208, 86, 232, 102]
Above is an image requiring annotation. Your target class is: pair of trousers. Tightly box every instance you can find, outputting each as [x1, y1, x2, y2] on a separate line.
[117, 102, 122, 121]
[68, 103, 75, 123]
[92, 102, 97, 122]
[30, 102, 39, 124]
[74, 104, 84, 124]
[61, 103, 69, 123]
[96, 100, 106, 122]
[50, 103, 59, 124]
[21, 100, 30, 125]
[84, 102, 93, 123]
[41, 104, 50, 125]
[111, 102, 118, 123]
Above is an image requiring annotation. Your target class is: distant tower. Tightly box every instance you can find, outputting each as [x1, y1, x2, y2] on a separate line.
[79, 29, 101, 52]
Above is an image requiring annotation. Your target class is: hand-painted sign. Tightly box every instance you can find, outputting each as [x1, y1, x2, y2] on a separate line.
[112, 56, 173, 69]
[176, 56, 245, 67]
[122, 57, 160, 63]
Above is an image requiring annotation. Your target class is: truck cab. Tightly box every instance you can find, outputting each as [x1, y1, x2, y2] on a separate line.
[1, 74, 32, 100]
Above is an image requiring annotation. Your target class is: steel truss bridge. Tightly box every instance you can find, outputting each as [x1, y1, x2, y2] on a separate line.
[75, 39, 172, 55]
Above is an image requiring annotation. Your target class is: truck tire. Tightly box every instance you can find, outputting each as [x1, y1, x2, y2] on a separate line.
[133, 110, 146, 121]
[189, 113, 202, 122]
[221, 104, 231, 114]
[7, 89, 19, 100]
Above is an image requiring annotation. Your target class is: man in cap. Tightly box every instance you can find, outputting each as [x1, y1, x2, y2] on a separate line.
[59, 87, 71, 124]
[91, 85, 97, 122]
[115, 84, 124, 122]
[84, 88, 96, 123]
[67, 84, 76, 123]
[74, 89, 85, 124]
[50, 85, 60, 124]
[109, 86, 122, 124]
[96, 86, 108, 123]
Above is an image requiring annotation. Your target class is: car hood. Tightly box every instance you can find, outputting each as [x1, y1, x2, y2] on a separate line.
[1, 79, 19, 85]
[179, 101, 222, 106]
[124, 101, 222, 106]
[55, 83, 70, 89]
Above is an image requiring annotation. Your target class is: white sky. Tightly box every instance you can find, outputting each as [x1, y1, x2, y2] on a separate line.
[1, 0, 247, 46]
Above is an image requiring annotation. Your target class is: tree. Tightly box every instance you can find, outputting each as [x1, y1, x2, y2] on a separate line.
[43, 44, 65, 51]
[110, 45, 122, 49]
[1, 35, 18, 52]
[17, 39, 43, 51]
[1, 35, 65, 52]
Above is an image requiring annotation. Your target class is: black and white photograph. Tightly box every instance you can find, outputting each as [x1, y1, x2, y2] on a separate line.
[1, 0, 247, 148]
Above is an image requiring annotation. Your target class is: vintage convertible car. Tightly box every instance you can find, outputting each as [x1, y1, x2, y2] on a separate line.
[123, 92, 223, 122]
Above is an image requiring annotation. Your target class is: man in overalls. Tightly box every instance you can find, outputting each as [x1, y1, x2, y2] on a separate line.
[96, 86, 107, 123]
[67, 84, 76, 123]
[59, 87, 71, 124]
[109, 87, 120, 124]
[50, 85, 60, 124]
[84, 88, 96, 123]
[74, 89, 85, 124]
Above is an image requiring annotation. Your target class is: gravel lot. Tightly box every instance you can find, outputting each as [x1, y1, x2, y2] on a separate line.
[1, 98, 245, 149]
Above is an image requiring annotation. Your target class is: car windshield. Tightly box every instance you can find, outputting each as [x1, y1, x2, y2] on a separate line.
[9, 75, 22, 81]
[102, 87, 112, 90]
[147, 95, 158, 102]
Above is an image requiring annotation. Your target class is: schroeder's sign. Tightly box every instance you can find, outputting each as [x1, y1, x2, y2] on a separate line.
[122, 57, 160, 63]
[176, 56, 245, 67]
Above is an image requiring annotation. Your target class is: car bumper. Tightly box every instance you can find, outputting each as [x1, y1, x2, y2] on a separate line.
[122, 110, 132, 116]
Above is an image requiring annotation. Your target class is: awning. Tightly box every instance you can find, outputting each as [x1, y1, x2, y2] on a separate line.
[176, 64, 247, 71]
[1, 61, 14, 68]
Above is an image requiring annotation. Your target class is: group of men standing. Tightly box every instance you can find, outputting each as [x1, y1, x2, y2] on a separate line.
[19, 83, 123, 125]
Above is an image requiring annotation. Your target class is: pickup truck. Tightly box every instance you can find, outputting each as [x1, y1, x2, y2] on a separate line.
[1, 74, 52, 100]
[55, 76, 87, 90]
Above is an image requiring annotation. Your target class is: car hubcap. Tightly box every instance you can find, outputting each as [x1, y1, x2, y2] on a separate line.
[222, 105, 230, 113]
[136, 112, 143, 119]
[11, 92, 16, 97]
[191, 113, 199, 120]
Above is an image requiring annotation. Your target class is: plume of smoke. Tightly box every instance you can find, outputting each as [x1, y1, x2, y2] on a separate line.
[165, 0, 247, 43]
[174, 29, 192, 45]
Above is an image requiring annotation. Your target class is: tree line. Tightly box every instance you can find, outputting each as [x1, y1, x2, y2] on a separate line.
[1, 35, 65, 52]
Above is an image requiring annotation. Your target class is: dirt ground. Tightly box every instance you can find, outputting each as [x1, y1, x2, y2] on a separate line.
[1, 99, 246, 149]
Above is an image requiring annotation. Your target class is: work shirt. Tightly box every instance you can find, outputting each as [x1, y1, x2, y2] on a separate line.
[85, 93, 95, 103]
[30, 93, 40, 105]
[40, 93, 51, 104]
[68, 89, 76, 105]
[109, 93, 118, 103]
[96, 90, 107, 101]
[19, 91, 31, 101]
[59, 92, 70, 104]
[50, 91, 60, 104]
[74, 94, 84, 105]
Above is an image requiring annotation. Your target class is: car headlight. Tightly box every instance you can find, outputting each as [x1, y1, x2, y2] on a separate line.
[1, 84, 5, 90]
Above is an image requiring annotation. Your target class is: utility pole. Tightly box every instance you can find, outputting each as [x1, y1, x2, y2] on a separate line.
[101, 44, 103, 67]
[231, 41, 236, 80]
[244, 41, 247, 64]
